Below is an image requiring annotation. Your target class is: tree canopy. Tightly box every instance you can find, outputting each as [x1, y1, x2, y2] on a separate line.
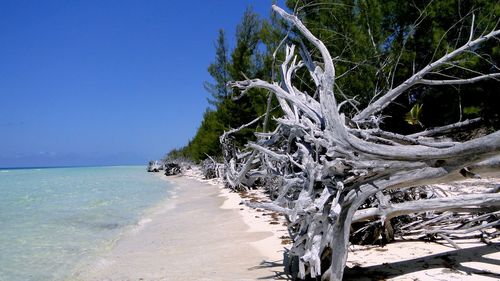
[168, 0, 499, 162]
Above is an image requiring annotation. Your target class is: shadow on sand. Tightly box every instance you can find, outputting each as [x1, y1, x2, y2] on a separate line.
[344, 243, 500, 280]
[247, 243, 500, 280]
[251, 259, 290, 280]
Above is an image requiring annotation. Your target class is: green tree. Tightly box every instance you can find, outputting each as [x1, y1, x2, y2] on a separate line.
[168, 6, 275, 161]
[378, 0, 500, 132]
[168, 1, 499, 162]
[285, 0, 499, 133]
[220, 7, 268, 147]
[187, 109, 225, 161]
[285, 0, 386, 109]
[204, 29, 230, 106]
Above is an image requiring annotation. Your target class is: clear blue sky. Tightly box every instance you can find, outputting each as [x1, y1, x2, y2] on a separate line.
[0, 0, 285, 168]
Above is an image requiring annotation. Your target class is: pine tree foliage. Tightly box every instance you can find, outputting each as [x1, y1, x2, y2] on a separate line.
[285, 0, 499, 133]
[168, 0, 499, 162]
[204, 29, 230, 106]
[169, 7, 274, 161]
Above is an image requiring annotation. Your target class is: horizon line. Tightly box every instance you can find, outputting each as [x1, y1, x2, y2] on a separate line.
[0, 163, 145, 170]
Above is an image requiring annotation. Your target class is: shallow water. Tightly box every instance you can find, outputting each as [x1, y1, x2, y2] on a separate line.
[0, 166, 171, 281]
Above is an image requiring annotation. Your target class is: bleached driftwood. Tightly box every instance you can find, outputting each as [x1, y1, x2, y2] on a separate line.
[201, 156, 225, 180]
[221, 5, 500, 281]
[147, 160, 162, 172]
[164, 162, 181, 176]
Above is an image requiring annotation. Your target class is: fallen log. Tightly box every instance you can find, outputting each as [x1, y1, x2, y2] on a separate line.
[221, 4, 500, 281]
[164, 162, 181, 176]
[147, 160, 162, 173]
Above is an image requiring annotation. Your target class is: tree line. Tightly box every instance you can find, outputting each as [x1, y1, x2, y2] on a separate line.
[168, 0, 499, 162]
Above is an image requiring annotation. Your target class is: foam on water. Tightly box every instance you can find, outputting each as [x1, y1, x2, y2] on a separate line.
[0, 166, 172, 281]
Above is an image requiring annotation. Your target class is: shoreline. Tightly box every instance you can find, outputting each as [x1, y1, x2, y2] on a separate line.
[76, 169, 500, 281]
[76, 171, 288, 281]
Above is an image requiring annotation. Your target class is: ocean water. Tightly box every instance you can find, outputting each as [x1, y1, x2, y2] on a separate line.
[0, 166, 172, 281]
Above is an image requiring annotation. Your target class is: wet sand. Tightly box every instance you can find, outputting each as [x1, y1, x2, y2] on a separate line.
[77, 172, 500, 281]
[78, 175, 285, 281]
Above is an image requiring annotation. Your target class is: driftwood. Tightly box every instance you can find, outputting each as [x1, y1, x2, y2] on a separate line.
[201, 156, 225, 180]
[164, 162, 181, 176]
[147, 160, 162, 172]
[222, 5, 500, 281]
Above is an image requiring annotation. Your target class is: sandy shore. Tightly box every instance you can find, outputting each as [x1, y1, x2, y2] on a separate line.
[77, 174, 287, 281]
[77, 170, 500, 281]
[345, 239, 500, 280]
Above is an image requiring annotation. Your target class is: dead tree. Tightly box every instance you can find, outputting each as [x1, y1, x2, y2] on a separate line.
[164, 162, 181, 176]
[201, 155, 225, 180]
[147, 160, 162, 172]
[223, 5, 500, 281]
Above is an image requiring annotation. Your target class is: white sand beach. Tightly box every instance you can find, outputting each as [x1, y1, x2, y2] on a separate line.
[345, 238, 500, 280]
[77, 170, 500, 281]
[77, 173, 288, 281]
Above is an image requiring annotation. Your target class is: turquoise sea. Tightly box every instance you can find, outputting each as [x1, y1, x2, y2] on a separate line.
[0, 166, 172, 281]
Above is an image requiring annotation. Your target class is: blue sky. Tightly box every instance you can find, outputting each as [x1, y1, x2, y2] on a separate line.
[0, 0, 285, 167]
